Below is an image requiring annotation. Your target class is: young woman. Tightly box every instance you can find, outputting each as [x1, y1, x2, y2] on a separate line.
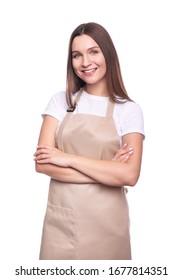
[34, 22, 145, 260]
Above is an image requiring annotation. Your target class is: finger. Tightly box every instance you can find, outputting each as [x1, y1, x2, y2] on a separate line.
[113, 149, 133, 161]
[113, 143, 128, 158]
[35, 147, 51, 156]
[37, 145, 53, 150]
[122, 155, 130, 162]
[35, 156, 52, 164]
[36, 159, 49, 164]
[122, 150, 133, 160]
[121, 143, 128, 149]
[121, 151, 134, 162]
[35, 153, 49, 161]
[114, 147, 133, 160]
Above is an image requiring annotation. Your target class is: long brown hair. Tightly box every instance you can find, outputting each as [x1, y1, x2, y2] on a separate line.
[66, 22, 131, 108]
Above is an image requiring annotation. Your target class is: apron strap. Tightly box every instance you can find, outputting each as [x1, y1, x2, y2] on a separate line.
[106, 99, 115, 117]
[57, 88, 84, 141]
[74, 88, 83, 105]
[67, 88, 83, 112]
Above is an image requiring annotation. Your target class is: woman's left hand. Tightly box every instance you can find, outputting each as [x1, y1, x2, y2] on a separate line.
[34, 145, 71, 167]
[112, 143, 133, 162]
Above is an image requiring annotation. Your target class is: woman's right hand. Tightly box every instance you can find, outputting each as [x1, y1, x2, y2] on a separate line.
[112, 143, 133, 162]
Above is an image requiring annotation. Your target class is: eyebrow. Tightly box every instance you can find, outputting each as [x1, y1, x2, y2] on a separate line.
[72, 46, 100, 54]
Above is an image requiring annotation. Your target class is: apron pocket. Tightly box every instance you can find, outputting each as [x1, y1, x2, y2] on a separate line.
[39, 203, 77, 260]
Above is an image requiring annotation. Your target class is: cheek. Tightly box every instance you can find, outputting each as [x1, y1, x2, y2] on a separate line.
[98, 56, 107, 69]
[99, 59, 107, 73]
[72, 60, 77, 71]
[72, 58, 81, 71]
[72, 62, 81, 77]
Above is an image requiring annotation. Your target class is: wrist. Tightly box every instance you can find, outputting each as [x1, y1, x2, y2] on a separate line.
[69, 154, 79, 169]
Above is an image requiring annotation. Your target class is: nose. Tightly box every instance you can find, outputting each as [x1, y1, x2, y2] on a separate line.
[82, 54, 91, 67]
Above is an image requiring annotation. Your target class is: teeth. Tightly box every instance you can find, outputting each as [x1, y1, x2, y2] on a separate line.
[84, 69, 95, 73]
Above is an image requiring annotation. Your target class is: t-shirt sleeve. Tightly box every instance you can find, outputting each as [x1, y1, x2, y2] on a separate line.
[42, 91, 68, 121]
[120, 101, 145, 138]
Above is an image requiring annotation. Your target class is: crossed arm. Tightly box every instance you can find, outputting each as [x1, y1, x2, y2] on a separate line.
[34, 115, 143, 187]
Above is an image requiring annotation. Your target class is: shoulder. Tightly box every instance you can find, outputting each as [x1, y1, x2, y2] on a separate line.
[50, 90, 67, 105]
[42, 90, 68, 121]
[115, 100, 144, 117]
[115, 100, 145, 138]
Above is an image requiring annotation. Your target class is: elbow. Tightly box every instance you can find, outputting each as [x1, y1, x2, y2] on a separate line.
[127, 178, 138, 187]
[117, 169, 140, 187]
[114, 175, 139, 187]
[112, 162, 142, 187]
[35, 162, 43, 174]
[126, 172, 140, 187]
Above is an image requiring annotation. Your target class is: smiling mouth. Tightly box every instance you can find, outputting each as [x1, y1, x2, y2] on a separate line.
[82, 68, 97, 74]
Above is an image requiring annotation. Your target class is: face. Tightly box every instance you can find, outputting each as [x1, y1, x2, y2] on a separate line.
[71, 34, 107, 87]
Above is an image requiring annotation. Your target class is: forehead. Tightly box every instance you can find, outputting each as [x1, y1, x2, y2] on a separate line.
[72, 34, 99, 51]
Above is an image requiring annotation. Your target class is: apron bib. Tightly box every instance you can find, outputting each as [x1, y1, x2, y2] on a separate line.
[39, 92, 131, 260]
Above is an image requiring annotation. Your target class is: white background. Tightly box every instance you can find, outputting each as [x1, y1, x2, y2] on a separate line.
[0, 0, 182, 278]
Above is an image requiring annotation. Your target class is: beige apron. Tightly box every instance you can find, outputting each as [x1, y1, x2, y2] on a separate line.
[39, 92, 131, 260]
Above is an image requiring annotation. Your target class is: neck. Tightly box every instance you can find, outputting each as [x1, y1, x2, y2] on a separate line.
[85, 83, 109, 97]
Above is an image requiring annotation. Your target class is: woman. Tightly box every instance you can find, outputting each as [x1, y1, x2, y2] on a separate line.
[34, 22, 145, 260]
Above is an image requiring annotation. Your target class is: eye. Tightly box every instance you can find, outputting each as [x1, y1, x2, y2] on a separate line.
[90, 49, 98, 55]
[72, 53, 81, 59]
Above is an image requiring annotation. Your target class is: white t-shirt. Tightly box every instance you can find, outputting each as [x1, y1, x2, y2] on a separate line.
[42, 90, 145, 145]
